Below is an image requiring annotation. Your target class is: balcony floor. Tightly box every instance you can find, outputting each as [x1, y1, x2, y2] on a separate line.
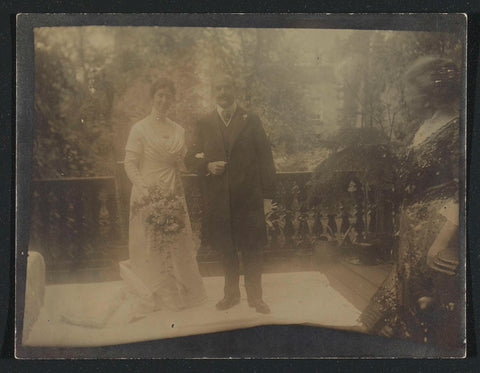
[23, 269, 367, 349]
[319, 259, 392, 311]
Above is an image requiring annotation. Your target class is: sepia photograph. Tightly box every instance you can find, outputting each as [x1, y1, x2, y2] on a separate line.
[15, 13, 466, 358]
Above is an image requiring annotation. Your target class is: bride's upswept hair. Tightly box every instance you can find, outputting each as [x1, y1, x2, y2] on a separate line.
[150, 77, 176, 98]
[404, 56, 461, 108]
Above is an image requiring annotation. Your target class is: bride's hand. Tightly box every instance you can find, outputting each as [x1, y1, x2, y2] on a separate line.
[136, 182, 150, 199]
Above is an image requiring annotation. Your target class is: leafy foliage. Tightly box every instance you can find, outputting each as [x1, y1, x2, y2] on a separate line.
[329, 30, 462, 144]
[33, 27, 462, 178]
[307, 29, 461, 212]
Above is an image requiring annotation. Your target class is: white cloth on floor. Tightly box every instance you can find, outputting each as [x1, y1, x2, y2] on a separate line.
[22, 251, 46, 342]
[23, 272, 361, 348]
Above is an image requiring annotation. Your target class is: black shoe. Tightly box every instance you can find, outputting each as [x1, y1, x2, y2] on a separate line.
[216, 296, 240, 311]
[249, 300, 271, 314]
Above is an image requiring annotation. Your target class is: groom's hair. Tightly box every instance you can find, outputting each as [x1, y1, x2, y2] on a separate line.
[150, 78, 176, 98]
[211, 74, 237, 89]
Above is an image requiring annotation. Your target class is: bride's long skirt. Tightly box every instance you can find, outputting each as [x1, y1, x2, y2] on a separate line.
[122, 196, 207, 316]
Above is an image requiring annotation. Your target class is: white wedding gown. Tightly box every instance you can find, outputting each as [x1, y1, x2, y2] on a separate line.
[61, 115, 207, 327]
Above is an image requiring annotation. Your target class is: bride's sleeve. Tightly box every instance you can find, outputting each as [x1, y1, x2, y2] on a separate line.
[124, 151, 146, 188]
[124, 125, 146, 188]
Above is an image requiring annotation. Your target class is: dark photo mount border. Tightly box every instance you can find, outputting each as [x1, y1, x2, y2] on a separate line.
[14, 13, 467, 359]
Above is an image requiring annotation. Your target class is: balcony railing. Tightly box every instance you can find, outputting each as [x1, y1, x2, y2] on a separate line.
[29, 176, 126, 271]
[28, 161, 397, 274]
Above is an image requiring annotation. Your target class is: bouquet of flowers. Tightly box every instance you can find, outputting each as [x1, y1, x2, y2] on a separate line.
[131, 184, 186, 241]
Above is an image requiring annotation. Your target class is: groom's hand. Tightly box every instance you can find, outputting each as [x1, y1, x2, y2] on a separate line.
[207, 161, 227, 175]
[264, 199, 273, 214]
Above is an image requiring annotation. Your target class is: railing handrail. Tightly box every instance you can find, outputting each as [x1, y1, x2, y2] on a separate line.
[115, 160, 313, 177]
[33, 172, 314, 183]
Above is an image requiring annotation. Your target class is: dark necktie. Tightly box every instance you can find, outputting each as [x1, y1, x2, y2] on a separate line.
[224, 111, 232, 125]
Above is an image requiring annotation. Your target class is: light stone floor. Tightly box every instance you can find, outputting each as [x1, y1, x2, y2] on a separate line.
[23, 271, 361, 348]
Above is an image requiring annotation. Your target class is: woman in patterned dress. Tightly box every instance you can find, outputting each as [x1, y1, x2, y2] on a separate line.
[359, 57, 462, 349]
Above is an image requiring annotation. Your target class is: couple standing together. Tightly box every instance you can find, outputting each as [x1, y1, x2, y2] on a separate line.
[122, 74, 276, 319]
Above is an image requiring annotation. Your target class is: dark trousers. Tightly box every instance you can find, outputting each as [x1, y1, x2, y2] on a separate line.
[222, 247, 263, 302]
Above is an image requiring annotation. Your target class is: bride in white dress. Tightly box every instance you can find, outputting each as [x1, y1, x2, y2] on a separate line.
[43, 79, 205, 333]
[120, 78, 207, 318]
[61, 78, 207, 328]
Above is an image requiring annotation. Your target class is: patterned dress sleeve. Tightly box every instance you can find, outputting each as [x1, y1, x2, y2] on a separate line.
[439, 200, 459, 226]
[359, 116, 461, 337]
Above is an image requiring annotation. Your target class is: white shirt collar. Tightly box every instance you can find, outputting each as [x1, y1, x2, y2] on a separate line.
[216, 102, 237, 126]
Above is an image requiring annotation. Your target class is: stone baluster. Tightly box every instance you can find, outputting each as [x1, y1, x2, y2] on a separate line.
[347, 210, 358, 245]
[63, 187, 77, 261]
[279, 177, 295, 251]
[105, 185, 119, 242]
[267, 197, 283, 250]
[266, 182, 284, 251]
[54, 183, 69, 258]
[87, 182, 102, 251]
[328, 214, 337, 237]
[367, 200, 376, 236]
[28, 188, 40, 248]
[297, 210, 311, 250]
[31, 185, 50, 262]
[290, 181, 300, 213]
[296, 177, 311, 250]
[354, 187, 365, 241]
[319, 214, 331, 238]
[334, 213, 343, 241]
[98, 187, 110, 245]
[282, 178, 291, 248]
[312, 207, 323, 238]
[340, 206, 350, 235]
[375, 189, 384, 234]
[72, 186, 87, 259]
[283, 210, 295, 250]
[47, 189, 61, 263]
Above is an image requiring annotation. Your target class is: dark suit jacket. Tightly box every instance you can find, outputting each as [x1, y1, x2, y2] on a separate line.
[185, 106, 276, 251]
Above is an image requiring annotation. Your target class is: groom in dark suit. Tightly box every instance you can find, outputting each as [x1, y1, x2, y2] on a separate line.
[185, 74, 276, 314]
